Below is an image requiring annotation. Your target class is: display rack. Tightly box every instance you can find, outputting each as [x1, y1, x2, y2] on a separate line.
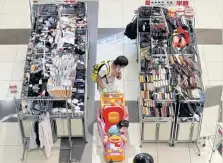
[137, 3, 176, 146]
[15, 1, 88, 162]
[209, 123, 223, 162]
[136, 0, 221, 150]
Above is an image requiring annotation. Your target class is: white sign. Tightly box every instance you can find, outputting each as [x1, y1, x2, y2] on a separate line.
[33, 0, 77, 4]
[9, 85, 17, 94]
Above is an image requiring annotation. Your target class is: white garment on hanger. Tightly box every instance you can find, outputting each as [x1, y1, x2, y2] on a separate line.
[39, 113, 53, 158]
[29, 121, 38, 149]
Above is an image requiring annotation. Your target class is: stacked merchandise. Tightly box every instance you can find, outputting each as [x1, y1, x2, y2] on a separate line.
[21, 3, 87, 117]
[138, 6, 175, 119]
[137, 4, 205, 144]
[164, 7, 204, 122]
[16, 2, 88, 160]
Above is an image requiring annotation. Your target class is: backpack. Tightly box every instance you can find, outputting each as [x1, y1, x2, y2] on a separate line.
[124, 15, 137, 40]
[91, 61, 110, 82]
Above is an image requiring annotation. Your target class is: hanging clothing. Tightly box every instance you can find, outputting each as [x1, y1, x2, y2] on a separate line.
[34, 121, 40, 146]
[39, 113, 53, 158]
[51, 119, 58, 143]
[29, 121, 38, 149]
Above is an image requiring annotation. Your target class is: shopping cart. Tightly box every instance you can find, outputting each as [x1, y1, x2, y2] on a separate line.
[209, 124, 223, 162]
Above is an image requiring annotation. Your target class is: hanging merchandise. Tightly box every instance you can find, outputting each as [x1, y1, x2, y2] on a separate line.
[124, 16, 138, 40]
[135, 1, 216, 149]
[16, 1, 88, 162]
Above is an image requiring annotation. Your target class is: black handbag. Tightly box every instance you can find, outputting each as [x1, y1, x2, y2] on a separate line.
[124, 15, 137, 40]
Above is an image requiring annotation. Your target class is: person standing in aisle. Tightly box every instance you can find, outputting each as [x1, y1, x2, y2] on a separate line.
[91, 55, 129, 94]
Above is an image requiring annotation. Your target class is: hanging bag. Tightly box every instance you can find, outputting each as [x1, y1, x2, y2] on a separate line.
[91, 60, 110, 83]
[124, 15, 137, 40]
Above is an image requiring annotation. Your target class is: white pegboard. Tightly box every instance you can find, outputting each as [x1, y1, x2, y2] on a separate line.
[33, 0, 77, 4]
[145, 0, 190, 6]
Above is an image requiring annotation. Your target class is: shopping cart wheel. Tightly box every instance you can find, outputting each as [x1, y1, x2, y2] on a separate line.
[202, 144, 206, 147]
[198, 154, 201, 156]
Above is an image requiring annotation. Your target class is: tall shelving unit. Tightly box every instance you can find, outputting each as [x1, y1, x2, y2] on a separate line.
[136, 1, 222, 152]
[15, 1, 89, 162]
[137, 5, 176, 146]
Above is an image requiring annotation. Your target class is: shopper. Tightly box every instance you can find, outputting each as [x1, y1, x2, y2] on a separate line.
[133, 153, 154, 163]
[103, 119, 129, 144]
[91, 55, 129, 94]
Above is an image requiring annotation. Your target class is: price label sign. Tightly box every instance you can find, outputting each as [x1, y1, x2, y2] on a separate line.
[145, 0, 189, 6]
[33, 0, 76, 4]
[9, 85, 18, 94]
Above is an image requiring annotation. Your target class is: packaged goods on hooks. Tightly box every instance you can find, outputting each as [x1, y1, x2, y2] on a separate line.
[134, 0, 215, 149]
[16, 1, 88, 161]
[135, 1, 222, 155]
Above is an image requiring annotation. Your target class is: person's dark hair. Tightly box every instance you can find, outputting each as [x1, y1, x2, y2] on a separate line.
[117, 119, 129, 129]
[133, 153, 154, 163]
[113, 56, 129, 67]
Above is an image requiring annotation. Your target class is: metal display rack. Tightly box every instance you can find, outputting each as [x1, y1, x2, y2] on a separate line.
[14, 1, 89, 162]
[136, 1, 220, 150]
[137, 2, 176, 146]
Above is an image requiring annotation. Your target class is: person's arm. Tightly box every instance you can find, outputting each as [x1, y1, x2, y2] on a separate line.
[96, 75, 105, 90]
[97, 65, 107, 92]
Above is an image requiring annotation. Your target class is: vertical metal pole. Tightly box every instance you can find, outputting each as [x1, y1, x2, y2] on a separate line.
[14, 96, 26, 160]
[66, 101, 73, 162]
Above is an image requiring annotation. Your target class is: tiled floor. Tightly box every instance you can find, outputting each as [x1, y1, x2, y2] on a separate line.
[0, 0, 222, 163]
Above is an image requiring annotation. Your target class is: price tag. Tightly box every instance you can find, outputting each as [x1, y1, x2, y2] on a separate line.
[9, 85, 18, 94]
[145, 0, 189, 6]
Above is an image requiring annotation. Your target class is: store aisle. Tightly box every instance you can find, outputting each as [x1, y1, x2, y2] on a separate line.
[0, 0, 222, 163]
[91, 122, 222, 163]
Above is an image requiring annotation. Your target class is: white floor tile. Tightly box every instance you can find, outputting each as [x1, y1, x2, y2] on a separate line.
[97, 44, 124, 62]
[93, 123, 103, 147]
[98, 0, 123, 28]
[0, 0, 6, 13]
[0, 122, 22, 145]
[0, 82, 9, 100]
[124, 80, 138, 101]
[197, 45, 204, 62]
[158, 146, 190, 163]
[0, 14, 31, 29]
[202, 45, 223, 62]
[7, 80, 22, 100]
[209, 81, 223, 86]
[206, 62, 223, 81]
[123, 0, 145, 26]
[0, 45, 18, 62]
[2, 0, 30, 14]
[0, 146, 23, 163]
[26, 149, 60, 163]
[123, 62, 139, 81]
[123, 43, 138, 63]
[15, 45, 28, 62]
[92, 146, 106, 163]
[126, 123, 141, 147]
[11, 62, 25, 80]
[190, 145, 222, 163]
[200, 61, 210, 87]
[0, 62, 14, 81]
[193, 0, 222, 29]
